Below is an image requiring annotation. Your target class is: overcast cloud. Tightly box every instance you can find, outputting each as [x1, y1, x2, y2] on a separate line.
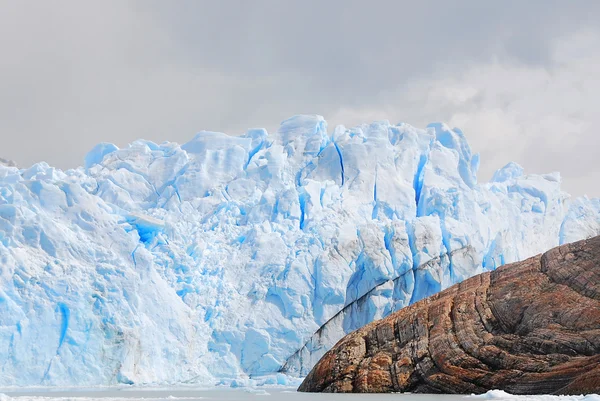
[1, 0, 599, 196]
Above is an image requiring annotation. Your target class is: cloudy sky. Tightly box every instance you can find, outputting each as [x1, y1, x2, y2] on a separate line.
[1, 1, 599, 196]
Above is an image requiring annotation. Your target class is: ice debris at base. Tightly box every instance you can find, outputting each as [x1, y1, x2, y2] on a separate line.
[0, 115, 599, 386]
[470, 390, 600, 401]
[224, 373, 302, 388]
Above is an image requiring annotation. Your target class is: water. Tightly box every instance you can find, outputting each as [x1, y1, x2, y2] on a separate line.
[0, 388, 465, 400]
[0, 388, 598, 401]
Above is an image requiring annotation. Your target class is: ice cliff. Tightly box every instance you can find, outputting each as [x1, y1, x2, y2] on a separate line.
[0, 115, 598, 386]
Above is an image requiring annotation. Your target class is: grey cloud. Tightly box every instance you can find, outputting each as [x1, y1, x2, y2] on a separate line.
[0, 0, 599, 196]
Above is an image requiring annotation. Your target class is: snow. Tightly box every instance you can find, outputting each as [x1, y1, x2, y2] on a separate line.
[471, 390, 600, 401]
[0, 115, 599, 386]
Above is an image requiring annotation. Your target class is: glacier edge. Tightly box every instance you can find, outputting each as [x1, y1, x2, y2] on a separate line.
[0, 115, 599, 386]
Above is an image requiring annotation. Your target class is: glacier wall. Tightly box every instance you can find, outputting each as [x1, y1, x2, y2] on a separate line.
[0, 115, 599, 386]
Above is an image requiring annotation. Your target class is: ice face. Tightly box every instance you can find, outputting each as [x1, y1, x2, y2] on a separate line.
[0, 115, 598, 386]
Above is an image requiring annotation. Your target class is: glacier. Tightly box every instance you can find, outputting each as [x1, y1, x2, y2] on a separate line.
[0, 115, 599, 386]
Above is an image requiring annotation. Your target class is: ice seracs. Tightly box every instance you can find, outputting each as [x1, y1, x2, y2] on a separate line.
[0, 115, 598, 386]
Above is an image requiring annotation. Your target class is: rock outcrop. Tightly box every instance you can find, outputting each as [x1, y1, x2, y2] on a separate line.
[299, 236, 600, 394]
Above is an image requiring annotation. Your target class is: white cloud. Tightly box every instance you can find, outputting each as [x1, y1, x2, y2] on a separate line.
[328, 30, 600, 196]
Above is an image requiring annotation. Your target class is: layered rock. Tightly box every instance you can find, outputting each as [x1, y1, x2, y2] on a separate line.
[299, 236, 600, 394]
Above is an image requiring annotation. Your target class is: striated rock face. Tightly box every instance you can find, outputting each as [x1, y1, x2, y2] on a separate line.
[299, 236, 600, 394]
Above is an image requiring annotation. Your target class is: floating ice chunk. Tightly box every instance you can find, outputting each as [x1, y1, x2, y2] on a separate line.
[471, 390, 600, 401]
[471, 390, 516, 399]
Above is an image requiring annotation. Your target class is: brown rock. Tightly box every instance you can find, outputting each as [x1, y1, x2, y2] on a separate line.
[298, 236, 600, 394]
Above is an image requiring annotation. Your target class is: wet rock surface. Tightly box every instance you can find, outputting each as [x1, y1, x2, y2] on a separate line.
[299, 236, 600, 394]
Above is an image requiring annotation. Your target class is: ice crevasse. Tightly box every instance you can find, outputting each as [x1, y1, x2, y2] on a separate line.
[0, 115, 599, 386]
